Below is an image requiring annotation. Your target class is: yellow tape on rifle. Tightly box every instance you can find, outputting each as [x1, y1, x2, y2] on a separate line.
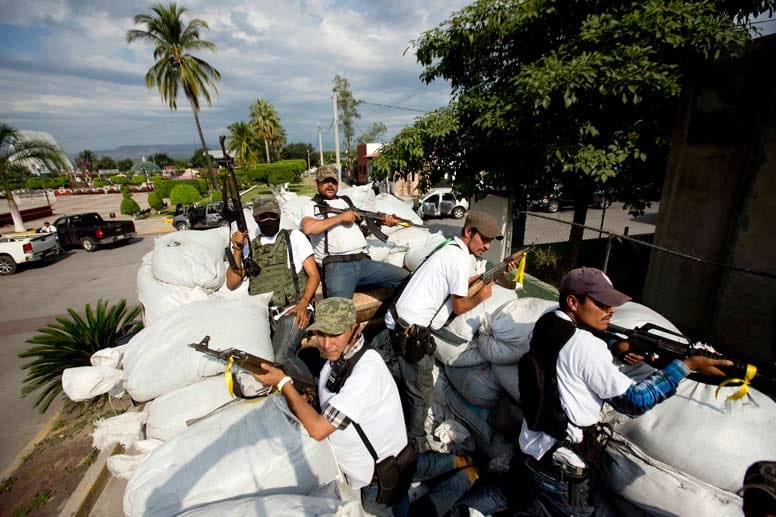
[224, 356, 236, 399]
[516, 253, 527, 286]
[715, 364, 757, 401]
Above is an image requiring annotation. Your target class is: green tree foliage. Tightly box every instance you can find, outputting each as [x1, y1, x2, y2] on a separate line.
[127, 2, 221, 191]
[121, 185, 132, 198]
[121, 197, 142, 215]
[25, 177, 42, 190]
[93, 179, 107, 187]
[281, 142, 315, 162]
[357, 122, 387, 144]
[19, 299, 143, 412]
[249, 98, 283, 163]
[151, 153, 174, 167]
[170, 183, 202, 205]
[44, 176, 69, 189]
[1, 124, 68, 232]
[209, 191, 223, 202]
[227, 121, 262, 167]
[332, 75, 361, 159]
[152, 178, 207, 197]
[76, 150, 96, 171]
[148, 190, 165, 211]
[118, 158, 134, 171]
[130, 175, 147, 185]
[244, 160, 305, 184]
[96, 156, 117, 170]
[189, 148, 210, 168]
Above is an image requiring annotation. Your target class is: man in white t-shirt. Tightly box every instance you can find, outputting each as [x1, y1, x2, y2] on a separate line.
[255, 298, 478, 516]
[301, 165, 408, 299]
[227, 197, 320, 377]
[517, 267, 733, 516]
[386, 211, 513, 448]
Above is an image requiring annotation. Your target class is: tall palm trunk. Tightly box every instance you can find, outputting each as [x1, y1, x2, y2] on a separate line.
[1, 169, 25, 232]
[264, 139, 271, 164]
[188, 96, 219, 193]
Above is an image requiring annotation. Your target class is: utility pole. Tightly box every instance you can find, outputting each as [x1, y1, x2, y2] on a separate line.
[317, 125, 324, 166]
[332, 94, 341, 183]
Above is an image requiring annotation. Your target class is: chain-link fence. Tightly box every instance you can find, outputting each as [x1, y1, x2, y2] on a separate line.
[517, 211, 776, 368]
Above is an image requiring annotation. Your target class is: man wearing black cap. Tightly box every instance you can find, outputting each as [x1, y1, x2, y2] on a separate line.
[301, 164, 408, 299]
[743, 461, 776, 517]
[517, 267, 733, 516]
[385, 210, 513, 448]
[227, 196, 320, 377]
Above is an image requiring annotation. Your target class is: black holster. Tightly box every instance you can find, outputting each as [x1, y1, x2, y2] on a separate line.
[373, 439, 419, 505]
[390, 325, 436, 364]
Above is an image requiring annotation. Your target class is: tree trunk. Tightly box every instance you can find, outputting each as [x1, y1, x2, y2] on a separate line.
[567, 202, 589, 269]
[188, 97, 219, 193]
[1, 169, 26, 232]
[264, 139, 271, 164]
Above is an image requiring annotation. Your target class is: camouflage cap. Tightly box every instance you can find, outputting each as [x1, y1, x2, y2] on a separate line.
[307, 297, 356, 335]
[252, 196, 280, 216]
[316, 164, 339, 182]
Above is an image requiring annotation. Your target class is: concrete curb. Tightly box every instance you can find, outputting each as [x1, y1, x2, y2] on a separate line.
[58, 443, 122, 517]
[0, 408, 63, 482]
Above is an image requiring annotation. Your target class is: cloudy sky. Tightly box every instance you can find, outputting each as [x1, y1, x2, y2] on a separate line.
[0, 0, 470, 156]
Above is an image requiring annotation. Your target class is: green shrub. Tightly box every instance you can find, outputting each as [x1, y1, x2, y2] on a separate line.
[152, 179, 208, 198]
[120, 197, 141, 215]
[209, 191, 223, 202]
[25, 178, 42, 190]
[170, 184, 202, 205]
[113, 175, 129, 185]
[93, 179, 107, 187]
[245, 160, 306, 184]
[148, 191, 165, 211]
[120, 185, 131, 198]
[44, 177, 69, 189]
[130, 175, 146, 185]
[268, 169, 294, 185]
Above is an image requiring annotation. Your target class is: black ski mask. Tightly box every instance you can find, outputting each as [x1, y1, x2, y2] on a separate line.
[256, 213, 280, 236]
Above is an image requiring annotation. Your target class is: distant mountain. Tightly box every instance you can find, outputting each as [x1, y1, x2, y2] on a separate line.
[82, 143, 214, 160]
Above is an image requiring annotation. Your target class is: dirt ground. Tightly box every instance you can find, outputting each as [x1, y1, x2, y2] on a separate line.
[0, 398, 131, 517]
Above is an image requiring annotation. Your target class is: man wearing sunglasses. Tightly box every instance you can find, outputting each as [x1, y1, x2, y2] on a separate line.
[301, 165, 408, 299]
[227, 196, 320, 377]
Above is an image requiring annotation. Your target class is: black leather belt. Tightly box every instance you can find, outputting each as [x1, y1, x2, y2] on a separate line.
[322, 252, 370, 266]
[523, 452, 587, 481]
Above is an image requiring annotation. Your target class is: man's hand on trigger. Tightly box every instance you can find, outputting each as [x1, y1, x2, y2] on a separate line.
[382, 213, 399, 227]
[254, 362, 284, 386]
[478, 281, 494, 302]
[339, 210, 358, 225]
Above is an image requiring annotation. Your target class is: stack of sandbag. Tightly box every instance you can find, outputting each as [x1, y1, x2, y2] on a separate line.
[276, 191, 312, 231]
[123, 395, 340, 517]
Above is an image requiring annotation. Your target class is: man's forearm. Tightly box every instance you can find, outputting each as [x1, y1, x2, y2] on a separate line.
[225, 250, 245, 290]
[302, 215, 342, 235]
[280, 383, 334, 440]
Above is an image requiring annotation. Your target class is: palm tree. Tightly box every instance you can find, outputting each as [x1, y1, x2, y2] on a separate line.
[76, 149, 96, 172]
[1, 124, 67, 232]
[127, 3, 221, 191]
[249, 98, 282, 163]
[226, 121, 261, 168]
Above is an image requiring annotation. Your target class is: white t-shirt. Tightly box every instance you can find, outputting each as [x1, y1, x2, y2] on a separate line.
[386, 237, 470, 330]
[519, 310, 633, 461]
[318, 342, 407, 489]
[302, 197, 368, 263]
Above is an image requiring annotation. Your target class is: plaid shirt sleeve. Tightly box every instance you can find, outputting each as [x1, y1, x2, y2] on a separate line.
[322, 403, 351, 430]
[607, 359, 690, 417]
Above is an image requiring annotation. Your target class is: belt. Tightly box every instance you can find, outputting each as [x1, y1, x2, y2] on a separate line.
[523, 452, 587, 481]
[322, 252, 370, 266]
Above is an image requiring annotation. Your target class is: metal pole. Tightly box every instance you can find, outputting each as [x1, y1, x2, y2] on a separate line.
[332, 95, 341, 183]
[598, 203, 607, 239]
[318, 126, 324, 166]
[603, 235, 614, 273]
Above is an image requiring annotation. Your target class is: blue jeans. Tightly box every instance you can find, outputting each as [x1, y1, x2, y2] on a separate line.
[397, 355, 434, 448]
[522, 454, 594, 517]
[361, 453, 476, 517]
[271, 311, 312, 379]
[324, 258, 408, 299]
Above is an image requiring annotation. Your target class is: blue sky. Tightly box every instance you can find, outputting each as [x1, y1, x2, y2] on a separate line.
[0, 0, 470, 155]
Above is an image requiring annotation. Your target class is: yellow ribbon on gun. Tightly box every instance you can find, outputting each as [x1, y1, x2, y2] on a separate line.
[715, 364, 757, 401]
[509, 252, 528, 289]
[223, 355, 266, 403]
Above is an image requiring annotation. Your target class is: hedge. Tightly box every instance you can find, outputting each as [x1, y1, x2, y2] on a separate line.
[120, 197, 141, 215]
[152, 178, 208, 198]
[169, 184, 202, 205]
[130, 175, 146, 185]
[93, 179, 107, 187]
[244, 160, 305, 184]
[148, 191, 165, 211]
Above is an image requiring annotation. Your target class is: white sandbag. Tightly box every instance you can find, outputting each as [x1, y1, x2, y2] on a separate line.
[208, 273, 251, 301]
[374, 193, 424, 237]
[107, 439, 164, 480]
[445, 364, 503, 408]
[123, 298, 272, 402]
[62, 366, 124, 402]
[476, 298, 557, 365]
[123, 396, 338, 517]
[137, 254, 211, 326]
[384, 249, 407, 268]
[404, 232, 448, 272]
[92, 411, 148, 451]
[604, 433, 742, 516]
[433, 334, 486, 367]
[446, 285, 518, 342]
[176, 494, 360, 517]
[145, 376, 236, 441]
[605, 380, 776, 493]
[365, 237, 398, 262]
[278, 193, 312, 230]
[90, 343, 130, 368]
[611, 301, 681, 333]
[151, 229, 229, 290]
[491, 363, 520, 401]
[386, 226, 431, 249]
[339, 184, 376, 211]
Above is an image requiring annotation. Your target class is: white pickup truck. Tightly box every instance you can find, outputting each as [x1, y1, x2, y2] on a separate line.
[0, 232, 61, 275]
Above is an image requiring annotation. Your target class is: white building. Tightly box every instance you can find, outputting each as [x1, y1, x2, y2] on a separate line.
[14, 130, 73, 175]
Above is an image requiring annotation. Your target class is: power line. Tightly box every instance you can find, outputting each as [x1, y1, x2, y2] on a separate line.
[360, 101, 428, 113]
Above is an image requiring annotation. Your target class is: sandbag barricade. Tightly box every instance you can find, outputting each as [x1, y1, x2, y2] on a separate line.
[151, 229, 229, 290]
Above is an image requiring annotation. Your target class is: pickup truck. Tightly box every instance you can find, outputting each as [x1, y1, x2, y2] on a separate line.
[53, 213, 136, 252]
[172, 201, 227, 231]
[0, 232, 61, 275]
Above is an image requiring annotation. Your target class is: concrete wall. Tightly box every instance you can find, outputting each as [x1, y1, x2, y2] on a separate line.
[643, 35, 776, 364]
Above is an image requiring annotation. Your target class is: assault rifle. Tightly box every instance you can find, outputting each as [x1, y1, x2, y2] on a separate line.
[466, 247, 531, 298]
[604, 323, 776, 396]
[219, 136, 259, 276]
[314, 204, 424, 242]
[189, 335, 318, 399]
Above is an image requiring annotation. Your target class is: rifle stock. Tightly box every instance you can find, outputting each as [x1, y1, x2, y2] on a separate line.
[189, 336, 318, 398]
[466, 247, 530, 298]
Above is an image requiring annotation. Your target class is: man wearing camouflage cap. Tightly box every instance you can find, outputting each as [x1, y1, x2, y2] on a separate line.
[255, 297, 477, 516]
[301, 165, 408, 298]
[227, 196, 320, 377]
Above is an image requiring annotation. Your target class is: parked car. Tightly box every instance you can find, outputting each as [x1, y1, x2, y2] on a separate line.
[172, 201, 228, 231]
[0, 232, 61, 275]
[53, 212, 136, 252]
[530, 183, 613, 213]
[415, 188, 469, 220]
